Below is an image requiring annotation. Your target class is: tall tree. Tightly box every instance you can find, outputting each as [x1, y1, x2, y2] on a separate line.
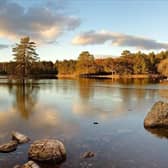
[12, 36, 39, 78]
[133, 52, 148, 74]
[76, 51, 97, 75]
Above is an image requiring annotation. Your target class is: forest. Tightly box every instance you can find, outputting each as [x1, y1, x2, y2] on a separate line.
[0, 50, 168, 76]
[55, 50, 168, 77]
[0, 38, 168, 78]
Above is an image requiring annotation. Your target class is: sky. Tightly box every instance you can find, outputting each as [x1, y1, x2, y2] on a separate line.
[0, 0, 168, 62]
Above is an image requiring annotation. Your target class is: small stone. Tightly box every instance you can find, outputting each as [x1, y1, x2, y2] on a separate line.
[28, 139, 66, 164]
[13, 165, 21, 168]
[14, 161, 40, 168]
[0, 140, 18, 153]
[82, 151, 95, 158]
[93, 122, 99, 125]
[88, 163, 93, 167]
[22, 161, 40, 168]
[12, 131, 30, 144]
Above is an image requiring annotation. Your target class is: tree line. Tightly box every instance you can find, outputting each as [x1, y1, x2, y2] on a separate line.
[56, 50, 168, 77]
[0, 37, 167, 78]
[0, 37, 57, 78]
[0, 61, 57, 76]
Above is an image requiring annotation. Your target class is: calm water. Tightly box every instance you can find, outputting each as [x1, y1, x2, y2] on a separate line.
[0, 78, 168, 168]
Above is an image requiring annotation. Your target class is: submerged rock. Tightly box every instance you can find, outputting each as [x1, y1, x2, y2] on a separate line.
[28, 139, 66, 164]
[13, 165, 21, 168]
[12, 131, 30, 144]
[82, 151, 95, 158]
[0, 140, 17, 153]
[144, 101, 168, 128]
[14, 161, 40, 168]
[22, 161, 40, 168]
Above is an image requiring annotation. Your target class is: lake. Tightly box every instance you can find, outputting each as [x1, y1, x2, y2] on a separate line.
[0, 78, 168, 168]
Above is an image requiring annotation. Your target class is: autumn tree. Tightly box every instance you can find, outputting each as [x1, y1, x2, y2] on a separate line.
[133, 52, 149, 74]
[76, 51, 98, 75]
[158, 58, 168, 77]
[56, 60, 76, 75]
[147, 52, 157, 74]
[121, 50, 132, 57]
[12, 36, 39, 78]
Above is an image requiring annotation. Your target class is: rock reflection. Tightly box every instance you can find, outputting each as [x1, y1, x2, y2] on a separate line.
[37, 162, 62, 168]
[145, 128, 168, 139]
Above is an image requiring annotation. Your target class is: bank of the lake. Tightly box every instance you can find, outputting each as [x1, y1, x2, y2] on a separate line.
[57, 73, 163, 79]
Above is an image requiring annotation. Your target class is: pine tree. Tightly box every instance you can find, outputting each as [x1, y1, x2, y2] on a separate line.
[12, 36, 39, 78]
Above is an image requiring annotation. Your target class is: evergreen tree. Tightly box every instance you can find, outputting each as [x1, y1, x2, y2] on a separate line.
[12, 36, 39, 78]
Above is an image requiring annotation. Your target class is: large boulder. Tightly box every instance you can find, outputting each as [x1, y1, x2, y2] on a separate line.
[28, 139, 66, 164]
[0, 140, 18, 153]
[144, 101, 168, 128]
[12, 131, 30, 144]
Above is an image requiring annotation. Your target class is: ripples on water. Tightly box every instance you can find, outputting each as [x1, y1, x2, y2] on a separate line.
[0, 78, 168, 168]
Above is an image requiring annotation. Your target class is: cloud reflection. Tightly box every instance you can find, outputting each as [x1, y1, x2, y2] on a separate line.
[0, 103, 79, 141]
[72, 99, 129, 121]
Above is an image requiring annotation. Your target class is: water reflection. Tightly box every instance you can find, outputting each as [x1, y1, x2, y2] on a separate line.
[73, 78, 159, 120]
[0, 80, 79, 142]
[145, 128, 168, 139]
[0, 78, 167, 168]
[8, 82, 39, 119]
[77, 78, 95, 101]
[38, 162, 62, 168]
[159, 89, 168, 100]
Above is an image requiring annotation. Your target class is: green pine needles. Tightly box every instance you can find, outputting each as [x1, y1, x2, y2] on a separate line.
[12, 36, 39, 78]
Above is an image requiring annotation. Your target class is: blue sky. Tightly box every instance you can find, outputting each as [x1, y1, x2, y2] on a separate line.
[0, 0, 168, 61]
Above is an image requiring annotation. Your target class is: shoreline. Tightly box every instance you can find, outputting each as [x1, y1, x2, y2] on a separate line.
[0, 74, 165, 80]
[57, 74, 163, 79]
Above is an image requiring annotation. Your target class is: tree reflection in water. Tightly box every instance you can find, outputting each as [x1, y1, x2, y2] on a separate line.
[8, 79, 39, 119]
[77, 78, 95, 101]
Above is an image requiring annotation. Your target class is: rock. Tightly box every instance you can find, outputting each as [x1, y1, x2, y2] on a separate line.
[13, 165, 21, 168]
[14, 161, 40, 168]
[22, 161, 40, 168]
[0, 140, 18, 153]
[82, 151, 95, 158]
[12, 131, 30, 144]
[28, 139, 66, 164]
[144, 101, 168, 128]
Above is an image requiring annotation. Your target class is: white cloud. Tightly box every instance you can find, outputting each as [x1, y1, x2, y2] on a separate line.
[0, 44, 9, 49]
[72, 30, 168, 50]
[0, 0, 80, 43]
